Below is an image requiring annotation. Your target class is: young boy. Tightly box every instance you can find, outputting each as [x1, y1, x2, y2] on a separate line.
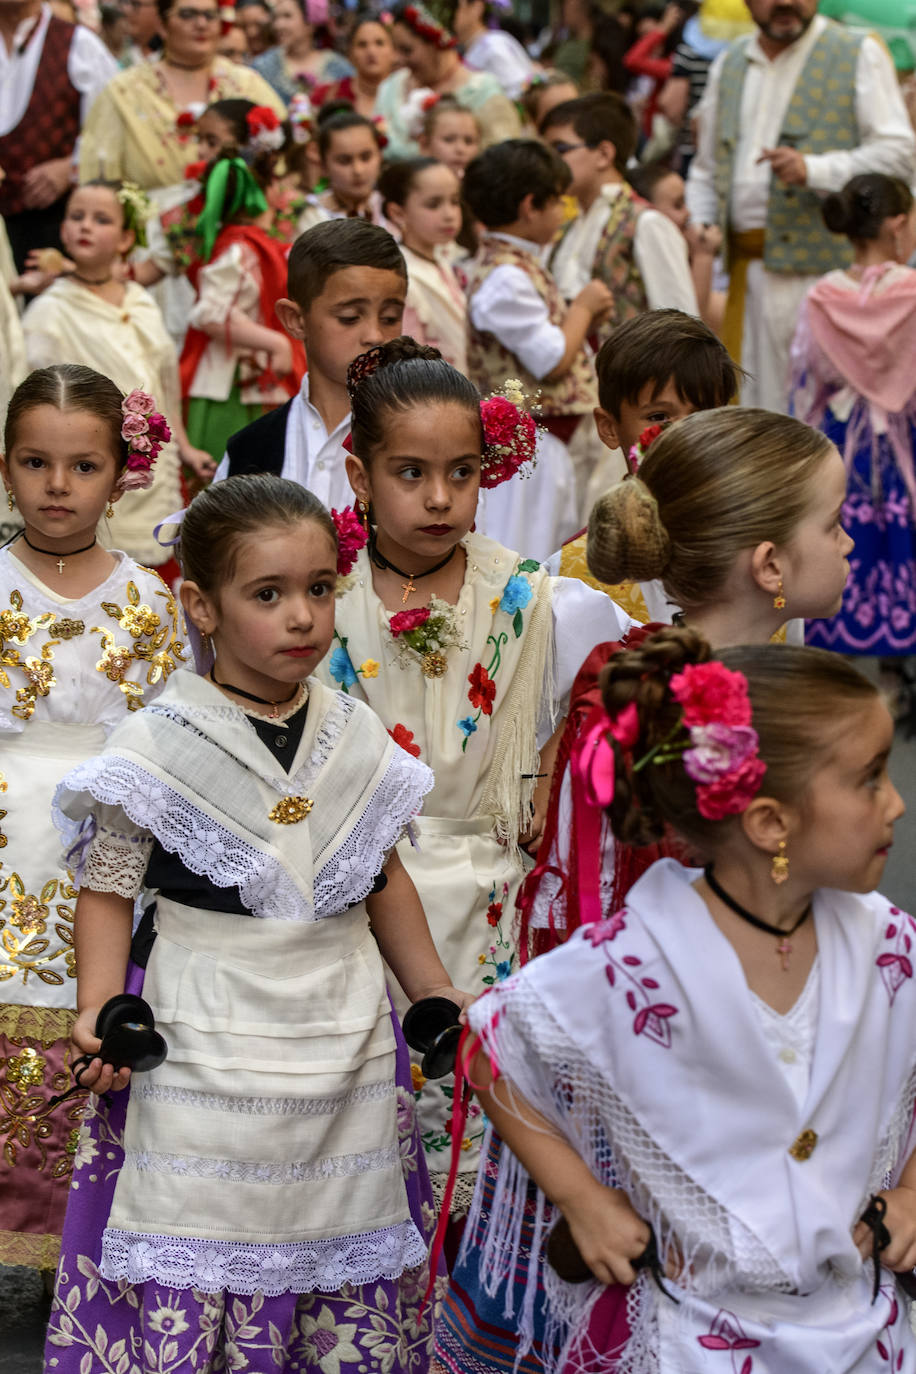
[542, 93, 699, 338]
[216, 219, 407, 509]
[546, 308, 741, 624]
[463, 138, 613, 553]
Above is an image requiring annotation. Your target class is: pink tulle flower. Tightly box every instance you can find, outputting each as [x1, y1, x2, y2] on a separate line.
[683, 723, 760, 784]
[122, 390, 156, 416]
[331, 506, 368, 576]
[670, 661, 752, 729]
[390, 607, 431, 636]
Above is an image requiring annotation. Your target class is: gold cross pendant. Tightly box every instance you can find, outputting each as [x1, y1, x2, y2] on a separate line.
[400, 576, 416, 603]
[56, 559, 65, 575]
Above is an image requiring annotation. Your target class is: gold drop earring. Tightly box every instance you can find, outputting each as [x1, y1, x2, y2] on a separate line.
[357, 498, 369, 530]
[773, 579, 786, 610]
[105, 503, 114, 519]
[6, 490, 13, 512]
[771, 840, 789, 885]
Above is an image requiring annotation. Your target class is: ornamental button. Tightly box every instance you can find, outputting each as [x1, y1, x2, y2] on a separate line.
[789, 1129, 817, 1161]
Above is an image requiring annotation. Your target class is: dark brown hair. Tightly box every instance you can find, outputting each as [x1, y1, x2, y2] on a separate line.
[822, 173, 913, 243]
[595, 308, 741, 417]
[462, 138, 570, 229]
[178, 473, 337, 592]
[4, 365, 128, 471]
[540, 92, 637, 176]
[347, 336, 482, 462]
[602, 629, 878, 852]
[286, 218, 407, 312]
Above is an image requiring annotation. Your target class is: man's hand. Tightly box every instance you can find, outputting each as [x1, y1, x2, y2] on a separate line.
[22, 157, 73, 209]
[757, 146, 807, 186]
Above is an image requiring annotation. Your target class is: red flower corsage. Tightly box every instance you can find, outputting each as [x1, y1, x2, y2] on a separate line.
[627, 422, 667, 474]
[480, 381, 538, 489]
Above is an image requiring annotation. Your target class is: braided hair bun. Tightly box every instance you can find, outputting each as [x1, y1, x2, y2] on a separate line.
[587, 476, 671, 585]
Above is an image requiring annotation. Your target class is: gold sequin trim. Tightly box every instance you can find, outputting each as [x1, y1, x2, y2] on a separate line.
[789, 1128, 817, 1161]
[93, 576, 188, 710]
[268, 796, 314, 824]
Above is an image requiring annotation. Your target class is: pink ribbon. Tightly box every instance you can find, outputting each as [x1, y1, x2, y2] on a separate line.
[568, 702, 639, 927]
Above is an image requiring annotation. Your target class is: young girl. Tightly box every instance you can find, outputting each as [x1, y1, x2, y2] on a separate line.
[435, 406, 854, 1374]
[22, 182, 213, 573]
[519, 69, 579, 135]
[315, 337, 636, 1213]
[0, 364, 185, 1275]
[46, 473, 468, 1370]
[417, 95, 482, 179]
[460, 629, 916, 1373]
[379, 158, 468, 373]
[790, 173, 916, 660]
[296, 107, 388, 232]
[312, 12, 396, 117]
[179, 139, 307, 462]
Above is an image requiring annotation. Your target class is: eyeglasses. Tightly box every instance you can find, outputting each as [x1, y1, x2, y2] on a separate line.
[550, 141, 590, 155]
[173, 7, 220, 21]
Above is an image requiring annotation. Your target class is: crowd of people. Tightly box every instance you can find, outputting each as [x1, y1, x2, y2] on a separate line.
[3, 0, 916, 1371]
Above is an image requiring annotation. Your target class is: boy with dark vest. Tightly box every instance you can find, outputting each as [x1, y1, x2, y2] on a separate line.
[463, 139, 613, 551]
[217, 220, 407, 502]
[543, 93, 698, 344]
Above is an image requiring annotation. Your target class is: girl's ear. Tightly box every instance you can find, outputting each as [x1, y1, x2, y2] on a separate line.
[385, 200, 407, 236]
[739, 794, 793, 859]
[345, 453, 371, 505]
[749, 540, 782, 598]
[180, 579, 218, 636]
[119, 228, 136, 258]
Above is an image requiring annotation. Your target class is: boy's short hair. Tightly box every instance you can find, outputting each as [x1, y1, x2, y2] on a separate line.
[596, 309, 742, 415]
[286, 220, 407, 312]
[540, 93, 637, 177]
[628, 159, 677, 203]
[462, 139, 571, 230]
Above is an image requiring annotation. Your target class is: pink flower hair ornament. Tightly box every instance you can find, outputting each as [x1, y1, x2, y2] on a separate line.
[118, 389, 170, 492]
[480, 379, 539, 489]
[630, 661, 767, 821]
[331, 505, 368, 576]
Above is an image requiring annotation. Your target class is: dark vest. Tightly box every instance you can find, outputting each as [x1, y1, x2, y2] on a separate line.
[0, 17, 81, 218]
[224, 401, 291, 478]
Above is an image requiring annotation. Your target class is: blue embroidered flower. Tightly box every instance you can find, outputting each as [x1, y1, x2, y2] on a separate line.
[329, 645, 358, 688]
[499, 575, 533, 616]
[457, 716, 478, 738]
[496, 960, 512, 981]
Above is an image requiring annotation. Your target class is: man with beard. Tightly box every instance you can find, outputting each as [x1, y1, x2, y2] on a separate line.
[685, 0, 914, 410]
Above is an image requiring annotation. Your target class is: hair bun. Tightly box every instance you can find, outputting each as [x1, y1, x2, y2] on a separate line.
[821, 187, 854, 236]
[346, 337, 443, 397]
[587, 476, 671, 586]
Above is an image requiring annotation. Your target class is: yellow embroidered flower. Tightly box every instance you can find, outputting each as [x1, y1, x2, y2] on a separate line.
[64, 1128, 80, 1156]
[0, 610, 31, 643]
[119, 603, 161, 639]
[489, 596, 501, 614]
[410, 1062, 426, 1091]
[7, 1047, 45, 1088]
[21, 656, 54, 695]
[478, 953, 487, 964]
[461, 1136, 473, 1152]
[300, 1304, 362, 1374]
[359, 658, 379, 679]
[96, 644, 134, 682]
[9, 893, 49, 935]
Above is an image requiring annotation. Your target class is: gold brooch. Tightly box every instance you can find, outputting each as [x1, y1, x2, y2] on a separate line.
[268, 796, 313, 825]
[49, 619, 85, 640]
[421, 651, 447, 679]
[788, 1128, 817, 1161]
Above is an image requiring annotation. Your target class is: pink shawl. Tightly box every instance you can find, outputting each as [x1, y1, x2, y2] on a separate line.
[805, 263, 916, 414]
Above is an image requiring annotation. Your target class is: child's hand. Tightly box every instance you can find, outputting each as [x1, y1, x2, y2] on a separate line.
[415, 985, 477, 1023]
[181, 443, 218, 480]
[854, 1187, 916, 1273]
[71, 1008, 132, 1096]
[574, 279, 614, 322]
[269, 334, 294, 377]
[560, 1181, 652, 1286]
[685, 222, 722, 257]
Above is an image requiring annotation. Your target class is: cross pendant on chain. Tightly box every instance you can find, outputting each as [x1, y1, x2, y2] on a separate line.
[400, 576, 416, 603]
[776, 938, 792, 971]
[56, 558, 65, 575]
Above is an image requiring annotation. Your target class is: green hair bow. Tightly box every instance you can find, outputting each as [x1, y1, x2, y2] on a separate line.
[196, 156, 269, 262]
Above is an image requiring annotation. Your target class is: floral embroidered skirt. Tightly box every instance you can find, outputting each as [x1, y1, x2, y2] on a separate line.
[0, 1003, 86, 1270]
[45, 974, 447, 1374]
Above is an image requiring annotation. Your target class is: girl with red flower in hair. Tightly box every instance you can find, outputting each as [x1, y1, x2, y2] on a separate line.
[314, 336, 636, 1230]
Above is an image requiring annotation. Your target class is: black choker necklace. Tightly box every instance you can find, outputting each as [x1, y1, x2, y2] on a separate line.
[704, 865, 811, 972]
[72, 273, 113, 287]
[210, 669, 301, 719]
[369, 531, 457, 603]
[22, 533, 97, 576]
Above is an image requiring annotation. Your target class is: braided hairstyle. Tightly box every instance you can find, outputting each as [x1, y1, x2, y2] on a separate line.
[601, 628, 878, 855]
[347, 336, 483, 461]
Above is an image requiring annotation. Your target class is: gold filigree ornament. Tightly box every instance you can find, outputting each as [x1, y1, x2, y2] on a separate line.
[789, 1128, 818, 1161]
[95, 578, 187, 707]
[268, 795, 314, 824]
[48, 618, 85, 640]
[421, 650, 447, 679]
[7, 1046, 45, 1089]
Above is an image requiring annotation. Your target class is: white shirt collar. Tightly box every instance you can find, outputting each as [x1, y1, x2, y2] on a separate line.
[488, 230, 551, 264]
[9, 2, 49, 57]
[295, 373, 350, 441]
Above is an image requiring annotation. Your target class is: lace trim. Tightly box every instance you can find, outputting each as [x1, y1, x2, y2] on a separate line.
[99, 1218, 428, 1296]
[82, 832, 154, 900]
[0, 1003, 75, 1045]
[132, 1078, 395, 1116]
[58, 755, 311, 922]
[0, 1227, 62, 1271]
[124, 1142, 400, 1185]
[313, 744, 433, 915]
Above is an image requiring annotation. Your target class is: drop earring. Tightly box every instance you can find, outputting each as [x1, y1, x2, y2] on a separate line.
[771, 841, 789, 885]
[105, 503, 114, 519]
[357, 498, 369, 530]
[6, 490, 13, 512]
[773, 579, 786, 611]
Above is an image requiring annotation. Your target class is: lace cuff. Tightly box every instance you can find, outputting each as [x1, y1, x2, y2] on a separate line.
[81, 806, 154, 899]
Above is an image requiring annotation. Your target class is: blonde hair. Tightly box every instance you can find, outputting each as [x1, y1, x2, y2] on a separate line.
[587, 408, 834, 608]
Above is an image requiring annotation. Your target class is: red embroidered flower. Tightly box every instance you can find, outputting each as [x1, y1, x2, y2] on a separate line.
[331, 506, 368, 576]
[388, 723, 421, 758]
[468, 663, 496, 715]
[669, 662, 752, 729]
[390, 607, 431, 637]
[486, 901, 502, 927]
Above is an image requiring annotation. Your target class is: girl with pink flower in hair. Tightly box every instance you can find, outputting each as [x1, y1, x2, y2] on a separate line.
[461, 624, 916, 1374]
[315, 336, 637, 1224]
[0, 364, 186, 1278]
